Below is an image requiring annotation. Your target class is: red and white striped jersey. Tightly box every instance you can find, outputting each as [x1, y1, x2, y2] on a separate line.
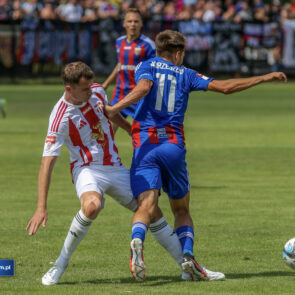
[43, 83, 121, 171]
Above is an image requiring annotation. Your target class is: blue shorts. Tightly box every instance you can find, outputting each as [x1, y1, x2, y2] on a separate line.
[119, 106, 135, 118]
[130, 143, 190, 199]
[110, 99, 136, 118]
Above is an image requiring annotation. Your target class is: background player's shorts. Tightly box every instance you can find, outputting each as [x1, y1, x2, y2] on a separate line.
[73, 164, 137, 211]
[110, 98, 137, 118]
[119, 105, 136, 118]
[130, 143, 190, 199]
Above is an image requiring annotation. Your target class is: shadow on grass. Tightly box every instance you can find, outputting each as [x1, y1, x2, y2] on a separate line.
[59, 275, 183, 286]
[191, 185, 227, 190]
[59, 271, 294, 286]
[226, 271, 295, 279]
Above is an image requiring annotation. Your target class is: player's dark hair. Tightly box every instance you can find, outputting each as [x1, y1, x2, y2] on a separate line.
[124, 8, 142, 19]
[62, 62, 94, 86]
[155, 30, 186, 58]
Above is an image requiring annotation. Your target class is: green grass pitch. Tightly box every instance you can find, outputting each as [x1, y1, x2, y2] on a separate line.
[0, 82, 295, 294]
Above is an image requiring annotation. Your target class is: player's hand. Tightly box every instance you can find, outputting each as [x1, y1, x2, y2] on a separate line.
[26, 208, 48, 236]
[264, 72, 287, 83]
[104, 104, 116, 119]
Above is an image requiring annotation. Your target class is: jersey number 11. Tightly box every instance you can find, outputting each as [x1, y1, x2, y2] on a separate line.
[155, 73, 177, 113]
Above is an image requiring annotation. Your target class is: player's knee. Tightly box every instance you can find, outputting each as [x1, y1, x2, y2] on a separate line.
[82, 196, 102, 219]
[138, 201, 157, 220]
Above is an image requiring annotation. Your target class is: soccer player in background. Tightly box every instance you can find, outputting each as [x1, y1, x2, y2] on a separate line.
[25, 61, 196, 285]
[102, 8, 155, 133]
[105, 30, 287, 281]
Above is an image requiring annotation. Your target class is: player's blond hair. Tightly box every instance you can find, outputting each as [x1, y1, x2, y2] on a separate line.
[155, 30, 186, 58]
[124, 8, 142, 19]
[62, 62, 94, 86]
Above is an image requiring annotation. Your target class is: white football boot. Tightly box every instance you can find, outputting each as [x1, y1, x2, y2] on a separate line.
[42, 262, 67, 285]
[129, 238, 146, 281]
[181, 253, 225, 281]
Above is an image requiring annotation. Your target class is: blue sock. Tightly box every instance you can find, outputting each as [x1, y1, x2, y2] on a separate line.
[131, 222, 148, 242]
[176, 225, 194, 256]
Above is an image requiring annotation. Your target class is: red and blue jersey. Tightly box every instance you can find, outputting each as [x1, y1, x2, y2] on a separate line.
[132, 56, 214, 149]
[110, 34, 156, 117]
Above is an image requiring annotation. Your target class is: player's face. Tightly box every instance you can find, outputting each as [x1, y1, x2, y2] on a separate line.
[67, 77, 93, 105]
[123, 12, 142, 39]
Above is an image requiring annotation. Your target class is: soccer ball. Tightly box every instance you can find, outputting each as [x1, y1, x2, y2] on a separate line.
[283, 238, 295, 269]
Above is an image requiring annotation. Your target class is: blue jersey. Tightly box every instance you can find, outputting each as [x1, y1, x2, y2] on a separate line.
[110, 34, 156, 117]
[132, 56, 214, 148]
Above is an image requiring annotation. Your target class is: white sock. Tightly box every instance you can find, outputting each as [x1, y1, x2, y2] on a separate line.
[150, 217, 183, 267]
[56, 210, 92, 268]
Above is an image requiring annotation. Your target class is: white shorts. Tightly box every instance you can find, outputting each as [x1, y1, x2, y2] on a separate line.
[73, 164, 138, 212]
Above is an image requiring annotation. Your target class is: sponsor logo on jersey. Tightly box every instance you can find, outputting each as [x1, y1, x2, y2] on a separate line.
[124, 46, 132, 50]
[120, 65, 136, 71]
[91, 123, 104, 141]
[134, 46, 142, 55]
[157, 128, 168, 139]
[79, 120, 87, 129]
[196, 73, 209, 80]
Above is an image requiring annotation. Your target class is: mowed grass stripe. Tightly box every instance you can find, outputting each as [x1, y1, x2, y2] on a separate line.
[0, 82, 294, 294]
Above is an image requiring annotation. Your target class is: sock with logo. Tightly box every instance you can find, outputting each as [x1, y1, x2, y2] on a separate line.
[56, 210, 92, 268]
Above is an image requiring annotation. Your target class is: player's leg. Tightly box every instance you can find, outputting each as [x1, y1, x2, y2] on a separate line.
[106, 165, 184, 279]
[169, 192, 225, 281]
[130, 189, 159, 281]
[160, 143, 225, 281]
[42, 167, 105, 285]
[150, 205, 184, 266]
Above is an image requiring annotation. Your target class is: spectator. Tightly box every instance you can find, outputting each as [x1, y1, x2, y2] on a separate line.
[12, 0, 23, 20]
[135, 0, 151, 19]
[148, 0, 164, 22]
[56, 0, 83, 22]
[81, 0, 97, 22]
[39, 0, 56, 20]
[192, 0, 205, 20]
[253, 5, 269, 22]
[21, 0, 38, 19]
[97, 0, 119, 19]
[290, 0, 295, 18]
[234, 0, 252, 22]
[177, 6, 192, 20]
[163, 1, 176, 21]
[222, 2, 236, 21]
[202, 1, 219, 22]
[269, 0, 281, 22]
[0, 0, 12, 20]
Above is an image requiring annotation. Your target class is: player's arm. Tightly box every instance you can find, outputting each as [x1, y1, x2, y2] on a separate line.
[105, 78, 153, 119]
[26, 156, 57, 236]
[109, 110, 132, 135]
[208, 72, 287, 94]
[102, 64, 120, 90]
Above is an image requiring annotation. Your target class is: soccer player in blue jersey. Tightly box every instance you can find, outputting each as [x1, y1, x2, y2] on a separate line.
[102, 8, 156, 133]
[105, 30, 287, 281]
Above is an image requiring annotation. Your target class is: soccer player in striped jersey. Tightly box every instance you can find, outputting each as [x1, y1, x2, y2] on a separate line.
[25, 61, 193, 285]
[102, 8, 156, 133]
[105, 30, 287, 281]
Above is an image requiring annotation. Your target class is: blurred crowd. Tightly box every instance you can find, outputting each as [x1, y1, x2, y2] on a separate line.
[0, 0, 295, 23]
